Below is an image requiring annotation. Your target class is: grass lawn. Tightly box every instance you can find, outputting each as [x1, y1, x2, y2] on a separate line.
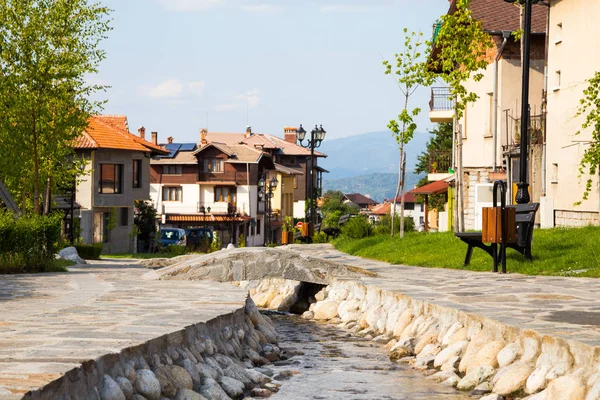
[333, 226, 600, 277]
[100, 252, 180, 260]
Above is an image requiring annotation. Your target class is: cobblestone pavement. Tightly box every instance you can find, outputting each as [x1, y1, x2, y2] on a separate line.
[0, 260, 246, 399]
[287, 244, 600, 347]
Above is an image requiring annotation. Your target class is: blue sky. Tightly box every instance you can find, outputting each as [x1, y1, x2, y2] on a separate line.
[95, 0, 448, 142]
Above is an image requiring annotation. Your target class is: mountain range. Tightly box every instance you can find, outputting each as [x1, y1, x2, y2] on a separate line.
[319, 130, 430, 202]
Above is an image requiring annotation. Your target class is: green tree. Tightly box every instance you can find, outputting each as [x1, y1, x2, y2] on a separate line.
[575, 72, 600, 203]
[0, 0, 111, 214]
[415, 123, 453, 175]
[134, 200, 158, 248]
[320, 190, 358, 222]
[383, 29, 433, 238]
[105, 207, 118, 253]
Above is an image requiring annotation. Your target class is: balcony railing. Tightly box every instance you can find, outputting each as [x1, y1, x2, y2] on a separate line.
[198, 202, 238, 215]
[503, 111, 545, 150]
[429, 87, 454, 111]
[428, 150, 452, 174]
[197, 171, 249, 184]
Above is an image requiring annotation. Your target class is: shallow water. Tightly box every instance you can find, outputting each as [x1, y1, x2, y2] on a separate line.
[268, 313, 471, 400]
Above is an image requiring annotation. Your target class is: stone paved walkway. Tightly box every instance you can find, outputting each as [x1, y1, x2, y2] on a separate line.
[287, 244, 600, 348]
[0, 260, 247, 399]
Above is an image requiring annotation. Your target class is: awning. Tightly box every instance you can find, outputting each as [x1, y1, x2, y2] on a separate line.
[166, 214, 253, 223]
[314, 166, 329, 173]
[409, 180, 449, 195]
[274, 163, 304, 176]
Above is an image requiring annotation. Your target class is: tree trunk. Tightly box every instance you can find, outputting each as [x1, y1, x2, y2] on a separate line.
[399, 151, 407, 238]
[32, 112, 40, 214]
[44, 176, 51, 215]
[391, 148, 402, 237]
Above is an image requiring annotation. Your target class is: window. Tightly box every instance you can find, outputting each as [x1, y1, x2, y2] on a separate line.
[551, 163, 559, 183]
[203, 158, 224, 173]
[555, 22, 563, 44]
[257, 218, 261, 235]
[554, 70, 561, 91]
[103, 212, 111, 243]
[485, 92, 493, 138]
[162, 165, 182, 175]
[120, 208, 129, 226]
[99, 164, 123, 194]
[162, 187, 182, 201]
[214, 186, 236, 203]
[133, 160, 142, 188]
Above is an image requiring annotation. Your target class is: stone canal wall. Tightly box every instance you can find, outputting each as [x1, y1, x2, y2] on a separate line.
[24, 298, 281, 400]
[249, 278, 600, 400]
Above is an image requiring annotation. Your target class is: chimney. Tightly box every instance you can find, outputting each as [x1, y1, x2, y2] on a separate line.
[244, 126, 252, 139]
[200, 128, 208, 145]
[284, 126, 297, 144]
[151, 131, 158, 145]
[167, 136, 174, 144]
[138, 126, 146, 140]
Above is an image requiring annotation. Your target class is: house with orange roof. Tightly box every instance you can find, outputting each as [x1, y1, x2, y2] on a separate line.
[74, 115, 168, 253]
[149, 126, 311, 246]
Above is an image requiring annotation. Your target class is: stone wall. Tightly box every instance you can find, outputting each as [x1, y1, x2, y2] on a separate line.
[24, 298, 281, 400]
[555, 210, 599, 227]
[296, 279, 600, 400]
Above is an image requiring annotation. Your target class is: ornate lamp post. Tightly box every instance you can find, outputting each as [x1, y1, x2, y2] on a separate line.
[504, 0, 541, 204]
[258, 175, 278, 244]
[199, 205, 211, 229]
[295, 124, 326, 225]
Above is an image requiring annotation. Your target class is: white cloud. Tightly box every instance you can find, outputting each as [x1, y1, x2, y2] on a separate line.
[158, 0, 224, 11]
[188, 81, 206, 96]
[143, 79, 184, 99]
[216, 89, 261, 112]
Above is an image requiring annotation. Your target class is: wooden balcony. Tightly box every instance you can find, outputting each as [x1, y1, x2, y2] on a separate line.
[197, 171, 249, 185]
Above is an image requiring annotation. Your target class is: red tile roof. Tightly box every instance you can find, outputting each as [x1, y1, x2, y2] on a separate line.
[344, 193, 379, 206]
[393, 192, 417, 203]
[409, 180, 449, 195]
[205, 132, 326, 157]
[449, 0, 547, 34]
[371, 203, 391, 215]
[74, 116, 168, 154]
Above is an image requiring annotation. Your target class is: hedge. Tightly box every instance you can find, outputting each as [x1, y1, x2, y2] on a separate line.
[0, 211, 62, 273]
[75, 243, 103, 260]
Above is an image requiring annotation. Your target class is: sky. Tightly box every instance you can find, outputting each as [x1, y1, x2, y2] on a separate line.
[94, 0, 449, 143]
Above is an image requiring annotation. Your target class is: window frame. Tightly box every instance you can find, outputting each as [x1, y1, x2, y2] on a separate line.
[132, 159, 142, 188]
[98, 163, 123, 194]
[162, 186, 183, 202]
[203, 158, 224, 173]
[214, 186, 237, 203]
[162, 165, 182, 175]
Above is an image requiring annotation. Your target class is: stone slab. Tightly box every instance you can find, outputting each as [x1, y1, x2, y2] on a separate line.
[285, 244, 600, 347]
[0, 260, 247, 399]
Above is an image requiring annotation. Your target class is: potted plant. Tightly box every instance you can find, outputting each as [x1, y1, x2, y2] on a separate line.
[281, 216, 294, 245]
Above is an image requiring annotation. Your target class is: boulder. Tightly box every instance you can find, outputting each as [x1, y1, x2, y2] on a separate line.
[115, 377, 133, 400]
[134, 369, 161, 400]
[174, 389, 208, 400]
[497, 343, 522, 368]
[456, 366, 495, 391]
[218, 376, 245, 398]
[546, 375, 585, 400]
[198, 377, 231, 400]
[313, 301, 339, 320]
[99, 375, 125, 400]
[493, 361, 534, 396]
[434, 340, 468, 368]
[57, 246, 87, 264]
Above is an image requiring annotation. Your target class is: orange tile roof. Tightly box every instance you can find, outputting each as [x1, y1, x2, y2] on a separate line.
[205, 132, 326, 157]
[371, 203, 391, 215]
[74, 116, 168, 154]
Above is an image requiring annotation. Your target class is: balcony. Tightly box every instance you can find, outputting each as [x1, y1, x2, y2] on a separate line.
[503, 112, 545, 153]
[429, 87, 454, 123]
[197, 171, 249, 185]
[427, 150, 453, 182]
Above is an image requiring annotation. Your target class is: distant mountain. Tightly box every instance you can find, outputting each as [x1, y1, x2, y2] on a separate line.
[323, 173, 423, 204]
[319, 130, 431, 180]
[318, 131, 430, 202]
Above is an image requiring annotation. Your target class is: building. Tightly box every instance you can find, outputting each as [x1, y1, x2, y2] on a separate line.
[342, 193, 379, 212]
[429, 0, 547, 230]
[391, 192, 427, 229]
[542, 0, 600, 227]
[74, 116, 168, 253]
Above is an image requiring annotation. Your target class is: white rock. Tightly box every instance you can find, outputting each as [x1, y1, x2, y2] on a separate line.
[546, 375, 585, 400]
[430, 369, 460, 383]
[493, 361, 534, 396]
[57, 246, 87, 264]
[480, 394, 503, 400]
[100, 375, 125, 400]
[434, 340, 468, 368]
[472, 341, 505, 370]
[497, 342, 522, 368]
[523, 390, 547, 400]
[134, 369, 161, 400]
[586, 380, 600, 400]
[314, 300, 339, 320]
[526, 365, 551, 394]
[456, 365, 495, 391]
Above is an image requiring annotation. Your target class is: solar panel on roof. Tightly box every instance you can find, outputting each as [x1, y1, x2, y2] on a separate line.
[162, 143, 182, 159]
[179, 143, 197, 151]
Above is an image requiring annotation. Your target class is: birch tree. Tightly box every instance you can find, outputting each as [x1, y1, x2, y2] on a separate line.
[383, 29, 433, 238]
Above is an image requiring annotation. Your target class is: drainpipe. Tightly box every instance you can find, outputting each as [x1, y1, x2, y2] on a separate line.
[541, 3, 550, 198]
[493, 31, 512, 172]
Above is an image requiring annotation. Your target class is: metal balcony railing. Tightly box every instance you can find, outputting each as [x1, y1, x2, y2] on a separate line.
[197, 201, 238, 215]
[428, 150, 452, 173]
[429, 87, 454, 111]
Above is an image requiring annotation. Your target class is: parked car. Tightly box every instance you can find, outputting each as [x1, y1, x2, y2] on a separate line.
[185, 227, 213, 251]
[158, 228, 187, 247]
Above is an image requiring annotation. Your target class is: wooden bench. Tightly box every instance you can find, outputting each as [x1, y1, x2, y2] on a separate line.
[455, 203, 539, 268]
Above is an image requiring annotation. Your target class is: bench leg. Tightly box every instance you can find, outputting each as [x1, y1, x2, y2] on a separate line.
[464, 245, 474, 266]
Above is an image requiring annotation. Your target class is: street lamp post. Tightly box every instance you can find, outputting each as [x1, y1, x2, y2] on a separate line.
[504, 0, 541, 204]
[295, 124, 326, 225]
[199, 205, 211, 228]
[258, 175, 278, 245]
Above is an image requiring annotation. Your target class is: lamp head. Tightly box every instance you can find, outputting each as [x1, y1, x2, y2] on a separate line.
[296, 124, 306, 142]
[258, 177, 265, 188]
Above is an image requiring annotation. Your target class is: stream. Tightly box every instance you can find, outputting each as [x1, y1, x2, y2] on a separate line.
[265, 312, 472, 400]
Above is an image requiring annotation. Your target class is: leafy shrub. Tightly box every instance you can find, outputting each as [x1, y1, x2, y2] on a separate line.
[373, 214, 415, 235]
[323, 210, 343, 229]
[312, 231, 329, 243]
[210, 232, 222, 252]
[167, 245, 187, 256]
[0, 211, 62, 273]
[238, 233, 246, 248]
[340, 216, 372, 239]
[75, 243, 103, 260]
